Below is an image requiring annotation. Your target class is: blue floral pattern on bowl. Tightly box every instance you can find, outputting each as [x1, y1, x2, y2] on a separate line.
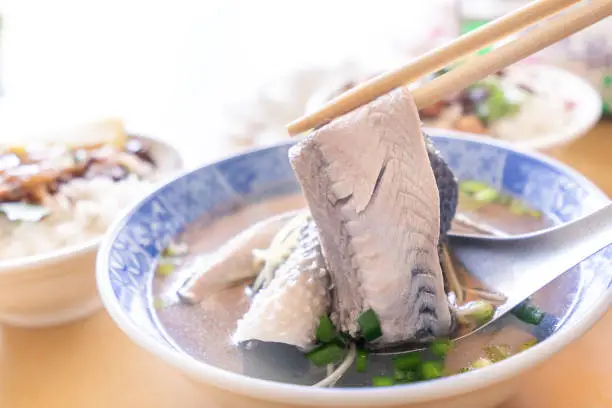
[97, 132, 612, 350]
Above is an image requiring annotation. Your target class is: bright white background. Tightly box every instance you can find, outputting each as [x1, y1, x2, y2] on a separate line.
[0, 0, 456, 164]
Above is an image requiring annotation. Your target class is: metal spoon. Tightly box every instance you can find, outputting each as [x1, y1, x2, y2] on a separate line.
[374, 201, 612, 355]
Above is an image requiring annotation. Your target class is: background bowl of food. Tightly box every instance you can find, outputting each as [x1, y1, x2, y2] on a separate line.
[97, 124, 611, 408]
[0, 118, 183, 327]
[306, 63, 603, 152]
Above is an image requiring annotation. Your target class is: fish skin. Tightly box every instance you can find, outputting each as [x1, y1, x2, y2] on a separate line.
[233, 218, 330, 349]
[425, 136, 458, 238]
[289, 87, 453, 344]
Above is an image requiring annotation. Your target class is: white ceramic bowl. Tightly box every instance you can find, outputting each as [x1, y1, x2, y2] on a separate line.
[305, 63, 603, 152]
[0, 135, 183, 327]
[97, 131, 612, 408]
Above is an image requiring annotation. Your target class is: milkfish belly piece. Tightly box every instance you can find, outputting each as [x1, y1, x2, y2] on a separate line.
[178, 211, 301, 304]
[289, 87, 453, 344]
[233, 218, 330, 350]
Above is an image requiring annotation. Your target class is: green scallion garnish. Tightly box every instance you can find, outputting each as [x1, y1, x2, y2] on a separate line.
[357, 309, 382, 341]
[519, 337, 538, 351]
[153, 297, 167, 310]
[484, 344, 512, 362]
[457, 300, 495, 326]
[474, 77, 521, 124]
[306, 343, 346, 367]
[509, 199, 527, 215]
[394, 368, 417, 383]
[156, 262, 176, 277]
[509, 199, 542, 218]
[494, 193, 513, 206]
[419, 361, 444, 380]
[459, 180, 490, 195]
[162, 241, 189, 257]
[0, 202, 51, 222]
[526, 208, 542, 218]
[473, 187, 499, 203]
[372, 376, 394, 387]
[355, 349, 369, 373]
[316, 315, 337, 343]
[336, 331, 350, 346]
[471, 357, 493, 370]
[393, 352, 422, 371]
[429, 338, 454, 358]
[512, 302, 545, 325]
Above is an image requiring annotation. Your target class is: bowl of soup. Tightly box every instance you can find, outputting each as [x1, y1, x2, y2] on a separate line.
[0, 118, 183, 327]
[97, 119, 611, 408]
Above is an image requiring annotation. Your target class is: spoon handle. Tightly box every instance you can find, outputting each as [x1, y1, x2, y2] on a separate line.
[449, 202, 612, 315]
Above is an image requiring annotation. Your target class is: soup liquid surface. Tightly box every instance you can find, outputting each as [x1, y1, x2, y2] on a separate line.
[153, 192, 572, 386]
[453, 190, 553, 236]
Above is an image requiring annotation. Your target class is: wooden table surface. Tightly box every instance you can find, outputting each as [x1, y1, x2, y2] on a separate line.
[1, 121, 611, 408]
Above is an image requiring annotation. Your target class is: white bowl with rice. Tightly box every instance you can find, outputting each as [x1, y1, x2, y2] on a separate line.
[0, 119, 183, 327]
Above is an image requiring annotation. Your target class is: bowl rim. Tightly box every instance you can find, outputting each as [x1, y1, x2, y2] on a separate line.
[97, 130, 612, 406]
[305, 63, 603, 152]
[0, 134, 184, 274]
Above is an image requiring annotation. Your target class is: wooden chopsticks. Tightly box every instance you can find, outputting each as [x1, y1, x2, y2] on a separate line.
[287, 0, 607, 136]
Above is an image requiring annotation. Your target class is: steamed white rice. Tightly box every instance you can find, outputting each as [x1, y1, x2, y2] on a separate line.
[0, 175, 154, 261]
[489, 75, 573, 142]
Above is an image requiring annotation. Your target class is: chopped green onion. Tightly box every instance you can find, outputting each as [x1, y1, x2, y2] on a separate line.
[162, 241, 189, 257]
[493, 193, 513, 206]
[419, 361, 444, 380]
[457, 300, 495, 326]
[336, 331, 351, 346]
[153, 297, 167, 310]
[393, 352, 422, 371]
[519, 338, 538, 351]
[512, 303, 545, 325]
[471, 357, 493, 370]
[484, 345, 512, 362]
[459, 180, 490, 195]
[357, 309, 382, 341]
[429, 338, 454, 358]
[0, 202, 50, 222]
[394, 368, 417, 383]
[473, 78, 521, 124]
[372, 376, 394, 387]
[316, 315, 337, 343]
[394, 367, 406, 381]
[306, 343, 346, 367]
[509, 199, 542, 218]
[526, 208, 542, 218]
[459, 367, 471, 374]
[473, 187, 499, 203]
[355, 349, 369, 373]
[509, 199, 527, 215]
[156, 262, 176, 277]
[457, 191, 487, 211]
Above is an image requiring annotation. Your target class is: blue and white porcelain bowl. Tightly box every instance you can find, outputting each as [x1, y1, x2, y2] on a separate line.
[97, 129, 612, 408]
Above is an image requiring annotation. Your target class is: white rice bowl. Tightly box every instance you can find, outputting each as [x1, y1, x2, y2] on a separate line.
[0, 175, 155, 261]
[0, 134, 183, 328]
